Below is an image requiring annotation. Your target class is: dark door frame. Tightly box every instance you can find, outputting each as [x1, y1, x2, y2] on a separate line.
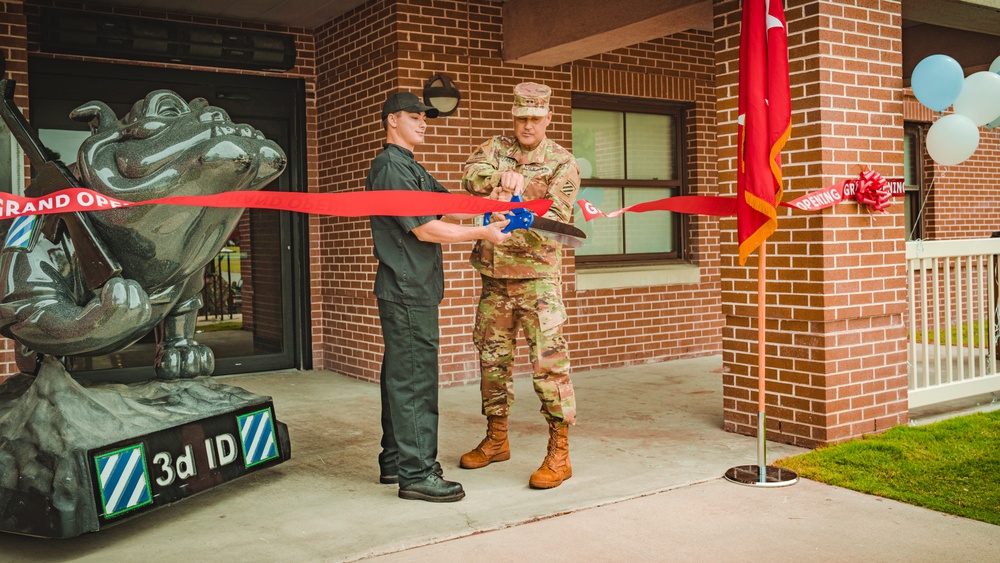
[25, 57, 312, 380]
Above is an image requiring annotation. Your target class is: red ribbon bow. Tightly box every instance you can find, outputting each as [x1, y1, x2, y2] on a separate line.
[853, 169, 891, 214]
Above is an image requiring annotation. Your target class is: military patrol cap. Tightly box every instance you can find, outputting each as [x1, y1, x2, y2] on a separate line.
[512, 82, 552, 117]
[381, 91, 439, 120]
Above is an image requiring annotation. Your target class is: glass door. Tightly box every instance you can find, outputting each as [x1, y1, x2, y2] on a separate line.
[26, 58, 309, 381]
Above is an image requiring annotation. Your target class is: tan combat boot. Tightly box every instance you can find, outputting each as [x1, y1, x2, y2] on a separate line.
[460, 415, 510, 469]
[529, 420, 571, 489]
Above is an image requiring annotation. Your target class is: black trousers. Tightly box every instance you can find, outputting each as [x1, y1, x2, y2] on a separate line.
[377, 298, 442, 486]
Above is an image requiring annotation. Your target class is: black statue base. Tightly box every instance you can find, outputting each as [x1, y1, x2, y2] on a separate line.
[0, 357, 290, 538]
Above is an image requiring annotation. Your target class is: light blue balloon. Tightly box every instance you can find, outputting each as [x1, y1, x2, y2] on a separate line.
[911, 54, 965, 112]
[988, 69, 1000, 129]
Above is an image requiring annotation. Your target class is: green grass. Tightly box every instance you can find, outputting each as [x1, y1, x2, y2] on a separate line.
[913, 321, 989, 347]
[774, 410, 1000, 526]
[198, 321, 243, 332]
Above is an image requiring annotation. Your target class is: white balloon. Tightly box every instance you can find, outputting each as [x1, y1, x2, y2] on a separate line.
[953, 71, 1000, 126]
[991, 54, 1000, 74]
[926, 114, 980, 166]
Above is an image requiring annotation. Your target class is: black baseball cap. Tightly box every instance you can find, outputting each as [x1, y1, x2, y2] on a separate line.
[381, 91, 439, 120]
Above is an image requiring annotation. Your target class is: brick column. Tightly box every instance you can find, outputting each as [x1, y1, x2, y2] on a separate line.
[0, 0, 28, 379]
[716, 0, 909, 448]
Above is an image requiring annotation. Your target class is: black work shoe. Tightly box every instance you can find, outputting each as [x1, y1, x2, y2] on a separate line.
[398, 473, 465, 502]
[380, 465, 443, 485]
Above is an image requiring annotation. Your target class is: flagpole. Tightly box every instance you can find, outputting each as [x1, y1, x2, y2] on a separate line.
[756, 242, 768, 481]
[724, 240, 798, 487]
[724, 0, 796, 486]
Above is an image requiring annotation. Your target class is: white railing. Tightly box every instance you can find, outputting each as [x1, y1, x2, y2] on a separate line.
[906, 238, 1000, 408]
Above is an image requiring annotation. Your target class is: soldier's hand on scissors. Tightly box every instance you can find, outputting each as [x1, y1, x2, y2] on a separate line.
[493, 170, 524, 202]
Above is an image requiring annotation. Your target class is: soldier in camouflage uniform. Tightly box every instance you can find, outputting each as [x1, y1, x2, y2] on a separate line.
[459, 82, 581, 489]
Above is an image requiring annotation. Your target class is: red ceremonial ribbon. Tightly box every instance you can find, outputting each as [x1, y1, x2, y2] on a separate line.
[783, 170, 901, 213]
[0, 188, 552, 221]
[578, 171, 904, 220]
[578, 195, 737, 220]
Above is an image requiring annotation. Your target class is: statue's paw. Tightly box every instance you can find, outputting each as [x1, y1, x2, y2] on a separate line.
[155, 340, 215, 380]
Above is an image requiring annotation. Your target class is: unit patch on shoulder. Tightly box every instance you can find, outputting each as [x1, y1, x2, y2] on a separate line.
[560, 178, 578, 199]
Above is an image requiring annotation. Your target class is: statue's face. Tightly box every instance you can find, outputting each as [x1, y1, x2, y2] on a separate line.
[72, 89, 286, 200]
[62, 90, 287, 287]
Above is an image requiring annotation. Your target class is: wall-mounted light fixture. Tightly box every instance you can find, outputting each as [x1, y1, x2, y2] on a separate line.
[423, 74, 461, 117]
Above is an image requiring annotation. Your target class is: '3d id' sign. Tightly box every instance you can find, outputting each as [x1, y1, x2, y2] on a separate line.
[90, 405, 284, 526]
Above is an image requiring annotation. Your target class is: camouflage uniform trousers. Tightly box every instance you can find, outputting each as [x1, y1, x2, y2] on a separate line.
[473, 275, 575, 424]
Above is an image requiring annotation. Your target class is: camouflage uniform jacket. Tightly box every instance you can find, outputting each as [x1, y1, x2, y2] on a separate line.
[462, 135, 581, 279]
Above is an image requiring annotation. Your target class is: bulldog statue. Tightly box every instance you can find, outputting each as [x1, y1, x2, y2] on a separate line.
[0, 89, 286, 380]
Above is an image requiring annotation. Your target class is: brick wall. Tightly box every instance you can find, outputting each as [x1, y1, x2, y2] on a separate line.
[313, 0, 723, 384]
[313, 0, 578, 383]
[310, 0, 397, 380]
[717, 0, 909, 448]
[398, 0, 576, 383]
[922, 128, 1000, 240]
[569, 32, 724, 367]
[0, 0, 27, 379]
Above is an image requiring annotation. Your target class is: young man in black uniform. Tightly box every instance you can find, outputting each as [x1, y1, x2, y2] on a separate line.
[366, 91, 511, 502]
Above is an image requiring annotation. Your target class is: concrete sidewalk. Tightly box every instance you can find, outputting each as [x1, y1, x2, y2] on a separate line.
[369, 478, 999, 563]
[0, 355, 996, 561]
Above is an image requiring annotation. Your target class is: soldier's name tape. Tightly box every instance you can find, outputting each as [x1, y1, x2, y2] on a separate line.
[0, 187, 553, 221]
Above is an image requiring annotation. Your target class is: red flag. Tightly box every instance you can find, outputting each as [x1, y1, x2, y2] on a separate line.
[737, 0, 791, 265]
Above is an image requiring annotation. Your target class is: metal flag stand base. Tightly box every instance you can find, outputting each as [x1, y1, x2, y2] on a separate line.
[725, 243, 797, 487]
[724, 412, 798, 487]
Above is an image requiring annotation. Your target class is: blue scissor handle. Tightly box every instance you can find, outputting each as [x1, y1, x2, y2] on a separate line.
[484, 194, 533, 233]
